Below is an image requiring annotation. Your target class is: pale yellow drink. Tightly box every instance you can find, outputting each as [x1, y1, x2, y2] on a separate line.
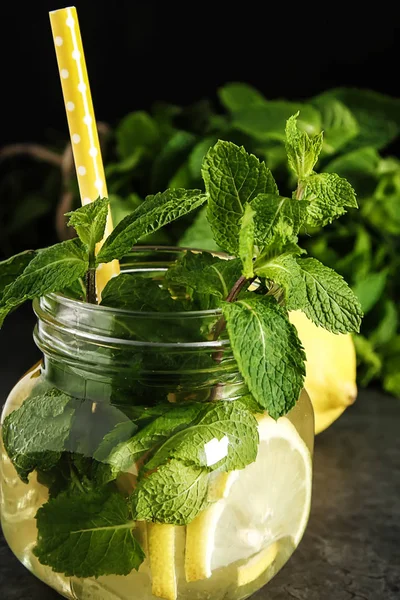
[1, 365, 313, 600]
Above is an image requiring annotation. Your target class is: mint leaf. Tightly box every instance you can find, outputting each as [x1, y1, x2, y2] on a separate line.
[250, 193, 308, 248]
[218, 82, 266, 112]
[363, 171, 400, 235]
[37, 453, 117, 498]
[2, 389, 80, 483]
[231, 102, 321, 141]
[106, 150, 145, 178]
[294, 258, 363, 333]
[302, 172, 357, 226]
[151, 130, 196, 191]
[353, 335, 382, 386]
[370, 300, 398, 347]
[334, 226, 372, 281]
[101, 271, 203, 343]
[62, 277, 86, 301]
[132, 459, 209, 525]
[222, 295, 306, 419]
[166, 252, 242, 299]
[384, 372, 400, 397]
[0, 308, 8, 327]
[239, 204, 256, 278]
[34, 487, 144, 576]
[116, 110, 159, 159]
[94, 404, 203, 473]
[0, 250, 36, 299]
[256, 255, 363, 334]
[237, 394, 265, 414]
[353, 270, 388, 314]
[382, 336, 400, 396]
[65, 400, 132, 459]
[255, 253, 303, 301]
[188, 137, 219, 178]
[66, 197, 109, 253]
[178, 206, 219, 251]
[311, 94, 359, 154]
[93, 422, 138, 469]
[97, 189, 206, 263]
[130, 400, 259, 525]
[328, 88, 400, 150]
[0, 239, 88, 323]
[101, 273, 183, 312]
[285, 113, 323, 179]
[203, 141, 277, 254]
[143, 400, 258, 473]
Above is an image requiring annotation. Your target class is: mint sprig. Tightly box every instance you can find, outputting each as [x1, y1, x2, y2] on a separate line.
[202, 140, 277, 254]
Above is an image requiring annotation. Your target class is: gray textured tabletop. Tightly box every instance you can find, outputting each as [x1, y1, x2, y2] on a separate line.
[0, 308, 399, 599]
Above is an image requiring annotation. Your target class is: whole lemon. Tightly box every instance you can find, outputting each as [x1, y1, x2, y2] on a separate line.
[289, 310, 357, 434]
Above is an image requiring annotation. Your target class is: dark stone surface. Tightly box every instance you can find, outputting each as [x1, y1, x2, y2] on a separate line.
[1, 309, 399, 599]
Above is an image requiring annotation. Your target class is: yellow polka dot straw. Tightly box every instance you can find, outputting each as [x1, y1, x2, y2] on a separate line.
[49, 6, 119, 296]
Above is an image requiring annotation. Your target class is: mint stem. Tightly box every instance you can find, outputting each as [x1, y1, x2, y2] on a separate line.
[226, 275, 249, 302]
[213, 275, 251, 342]
[210, 275, 254, 401]
[86, 249, 97, 304]
[69, 459, 85, 494]
[295, 181, 305, 200]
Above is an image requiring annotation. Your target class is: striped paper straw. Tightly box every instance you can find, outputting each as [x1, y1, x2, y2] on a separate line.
[49, 6, 119, 296]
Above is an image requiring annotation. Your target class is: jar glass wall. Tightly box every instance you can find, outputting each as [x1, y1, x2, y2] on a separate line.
[1, 248, 314, 600]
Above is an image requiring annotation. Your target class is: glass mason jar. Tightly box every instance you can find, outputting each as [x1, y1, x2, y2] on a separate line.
[0, 248, 314, 600]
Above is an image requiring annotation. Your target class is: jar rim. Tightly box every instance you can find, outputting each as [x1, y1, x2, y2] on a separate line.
[45, 291, 223, 319]
[47, 245, 226, 319]
[33, 246, 233, 354]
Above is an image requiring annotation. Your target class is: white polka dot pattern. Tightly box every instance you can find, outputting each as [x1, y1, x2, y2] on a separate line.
[49, 6, 119, 293]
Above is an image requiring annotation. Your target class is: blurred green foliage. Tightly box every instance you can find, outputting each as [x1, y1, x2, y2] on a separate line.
[1, 84, 399, 398]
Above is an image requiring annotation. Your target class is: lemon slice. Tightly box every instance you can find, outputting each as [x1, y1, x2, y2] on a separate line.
[207, 471, 238, 502]
[184, 414, 312, 584]
[185, 502, 224, 582]
[237, 542, 278, 586]
[148, 523, 177, 600]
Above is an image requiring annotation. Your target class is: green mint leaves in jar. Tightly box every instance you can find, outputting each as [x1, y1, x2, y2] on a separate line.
[1, 115, 362, 585]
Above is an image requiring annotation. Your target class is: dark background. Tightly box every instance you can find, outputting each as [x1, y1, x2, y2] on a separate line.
[1, 1, 400, 145]
[1, 8, 400, 597]
[1, 1, 400, 385]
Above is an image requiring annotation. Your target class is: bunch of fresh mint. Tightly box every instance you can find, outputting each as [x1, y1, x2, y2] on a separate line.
[0, 115, 362, 578]
[2, 84, 398, 398]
